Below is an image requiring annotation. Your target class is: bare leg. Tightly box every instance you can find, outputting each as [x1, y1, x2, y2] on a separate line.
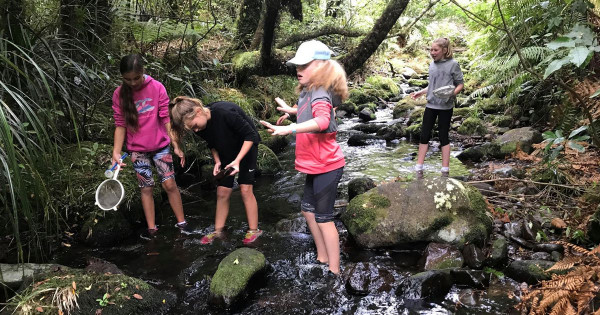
[302, 211, 329, 264]
[417, 143, 429, 165]
[162, 178, 185, 223]
[441, 144, 451, 168]
[240, 184, 258, 230]
[317, 222, 340, 274]
[215, 186, 232, 231]
[140, 187, 156, 229]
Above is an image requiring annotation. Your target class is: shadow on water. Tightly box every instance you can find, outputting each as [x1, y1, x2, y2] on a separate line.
[53, 107, 519, 314]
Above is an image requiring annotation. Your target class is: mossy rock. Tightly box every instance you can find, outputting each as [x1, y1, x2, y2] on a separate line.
[357, 102, 377, 112]
[407, 78, 429, 88]
[8, 268, 174, 315]
[338, 101, 358, 115]
[457, 117, 486, 136]
[491, 115, 512, 127]
[201, 88, 256, 119]
[209, 248, 266, 308]
[258, 130, 289, 155]
[453, 107, 475, 118]
[365, 75, 400, 97]
[257, 144, 281, 174]
[348, 177, 377, 201]
[232, 51, 260, 79]
[399, 95, 427, 107]
[349, 88, 378, 105]
[408, 107, 425, 124]
[492, 127, 542, 154]
[376, 122, 405, 140]
[475, 97, 504, 114]
[393, 103, 414, 118]
[405, 123, 422, 141]
[341, 178, 492, 248]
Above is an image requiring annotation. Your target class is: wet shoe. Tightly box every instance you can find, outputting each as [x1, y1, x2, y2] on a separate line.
[416, 170, 424, 179]
[175, 221, 193, 234]
[140, 227, 158, 240]
[200, 230, 223, 245]
[242, 229, 263, 245]
[441, 171, 449, 177]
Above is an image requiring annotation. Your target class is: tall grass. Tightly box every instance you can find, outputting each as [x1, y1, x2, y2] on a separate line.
[0, 29, 114, 261]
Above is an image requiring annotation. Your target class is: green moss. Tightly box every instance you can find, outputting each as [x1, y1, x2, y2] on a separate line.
[258, 130, 289, 154]
[393, 103, 414, 118]
[409, 107, 425, 124]
[407, 78, 429, 88]
[338, 101, 358, 115]
[357, 102, 377, 112]
[232, 51, 260, 73]
[342, 190, 391, 235]
[10, 269, 171, 315]
[257, 144, 281, 174]
[365, 75, 400, 96]
[241, 75, 298, 118]
[457, 117, 486, 136]
[460, 223, 489, 247]
[465, 185, 493, 237]
[492, 115, 512, 127]
[210, 248, 266, 299]
[499, 142, 517, 154]
[405, 123, 422, 139]
[475, 97, 504, 114]
[348, 88, 377, 105]
[453, 107, 474, 118]
[202, 88, 256, 118]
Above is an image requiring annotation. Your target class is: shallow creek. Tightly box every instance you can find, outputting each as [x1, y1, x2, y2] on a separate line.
[54, 106, 521, 314]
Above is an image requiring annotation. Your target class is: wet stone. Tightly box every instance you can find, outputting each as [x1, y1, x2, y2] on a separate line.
[462, 244, 484, 269]
[275, 215, 308, 234]
[534, 243, 563, 253]
[551, 251, 563, 262]
[397, 270, 452, 301]
[345, 262, 395, 296]
[530, 252, 552, 261]
[504, 260, 555, 284]
[347, 134, 382, 146]
[485, 236, 508, 268]
[450, 269, 490, 289]
[469, 182, 495, 197]
[348, 177, 376, 201]
[419, 243, 464, 271]
[521, 217, 542, 241]
[503, 221, 523, 239]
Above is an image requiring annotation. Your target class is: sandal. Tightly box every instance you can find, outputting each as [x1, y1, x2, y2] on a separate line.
[242, 229, 263, 245]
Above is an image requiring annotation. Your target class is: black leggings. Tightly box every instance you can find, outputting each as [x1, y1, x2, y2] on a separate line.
[301, 167, 344, 223]
[419, 107, 453, 146]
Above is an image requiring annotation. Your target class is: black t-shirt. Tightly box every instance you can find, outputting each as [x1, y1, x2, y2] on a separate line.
[195, 101, 260, 164]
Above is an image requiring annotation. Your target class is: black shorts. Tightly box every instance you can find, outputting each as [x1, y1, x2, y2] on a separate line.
[301, 167, 344, 223]
[217, 144, 258, 188]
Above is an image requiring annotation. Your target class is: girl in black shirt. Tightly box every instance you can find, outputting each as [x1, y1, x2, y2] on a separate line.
[169, 96, 262, 244]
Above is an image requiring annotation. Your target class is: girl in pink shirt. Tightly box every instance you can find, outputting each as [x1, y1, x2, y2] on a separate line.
[111, 54, 188, 239]
[261, 40, 348, 275]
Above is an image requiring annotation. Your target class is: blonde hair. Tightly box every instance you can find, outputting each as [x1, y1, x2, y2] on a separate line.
[432, 37, 453, 59]
[169, 96, 206, 146]
[298, 59, 349, 102]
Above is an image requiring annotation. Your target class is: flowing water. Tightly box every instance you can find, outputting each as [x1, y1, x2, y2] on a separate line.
[54, 106, 520, 314]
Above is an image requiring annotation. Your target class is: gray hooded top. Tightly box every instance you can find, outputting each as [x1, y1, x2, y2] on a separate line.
[425, 58, 464, 110]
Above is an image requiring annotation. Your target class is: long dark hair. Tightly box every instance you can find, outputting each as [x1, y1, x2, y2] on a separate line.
[119, 54, 144, 131]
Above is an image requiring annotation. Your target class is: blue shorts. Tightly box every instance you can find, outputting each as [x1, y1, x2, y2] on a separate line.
[301, 167, 344, 223]
[130, 146, 175, 188]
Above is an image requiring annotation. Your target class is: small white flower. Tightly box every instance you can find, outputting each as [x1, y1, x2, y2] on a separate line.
[74, 76, 82, 85]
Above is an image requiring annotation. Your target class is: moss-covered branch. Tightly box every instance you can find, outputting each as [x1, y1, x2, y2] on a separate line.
[276, 26, 366, 48]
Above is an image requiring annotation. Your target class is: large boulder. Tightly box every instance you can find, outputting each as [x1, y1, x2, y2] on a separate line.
[209, 247, 267, 308]
[257, 144, 282, 175]
[493, 127, 542, 154]
[341, 178, 492, 249]
[348, 177, 376, 201]
[79, 211, 132, 247]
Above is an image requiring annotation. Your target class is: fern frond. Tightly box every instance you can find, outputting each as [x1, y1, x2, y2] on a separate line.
[576, 281, 596, 313]
[537, 289, 569, 312]
[549, 297, 570, 315]
[547, 256, 581, 272]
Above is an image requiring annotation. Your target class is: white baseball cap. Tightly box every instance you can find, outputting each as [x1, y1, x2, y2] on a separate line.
[286, 40, 332, 66]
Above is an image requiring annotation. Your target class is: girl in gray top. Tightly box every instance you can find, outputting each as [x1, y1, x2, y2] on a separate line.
[410, 38, 464, 178]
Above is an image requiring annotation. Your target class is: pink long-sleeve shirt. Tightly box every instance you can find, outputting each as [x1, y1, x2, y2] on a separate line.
[112, 75, 171, 152]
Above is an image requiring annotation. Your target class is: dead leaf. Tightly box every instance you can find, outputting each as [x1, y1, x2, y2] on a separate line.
[133, 293, 143, 300]
[36, 306, 43, 312]
[85, 284, 92, 291]
[233, 258, 239, 265]
[95, 309, 102, 315]
[551, 218, 567, 229]
[115, 287, 120, 292]
[72, 281, 77, 290]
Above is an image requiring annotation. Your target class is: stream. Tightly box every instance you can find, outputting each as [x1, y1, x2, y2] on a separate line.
[53, 106, 522, 314]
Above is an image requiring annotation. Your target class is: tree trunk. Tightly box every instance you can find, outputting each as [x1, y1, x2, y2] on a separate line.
[259, 0, 281, 70]
[341, 0, 410, 76]
[235, 0, 264, 49]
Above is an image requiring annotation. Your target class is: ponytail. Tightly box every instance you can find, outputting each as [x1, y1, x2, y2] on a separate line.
[119, 54, 144, 132]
